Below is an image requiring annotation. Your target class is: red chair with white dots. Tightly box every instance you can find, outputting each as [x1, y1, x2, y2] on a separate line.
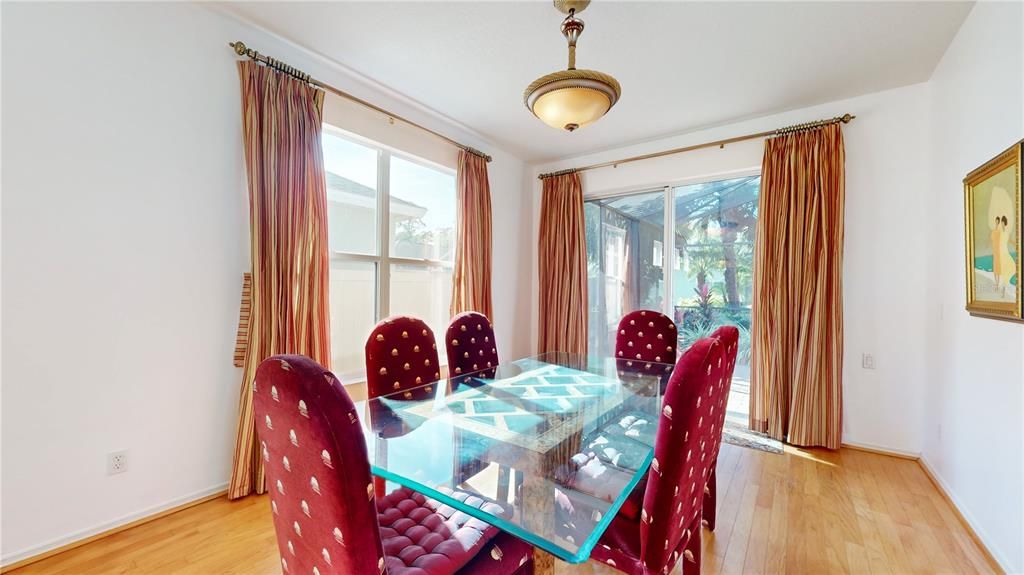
[614, 310, 677, 375]
[365, 316, 442, 401]
[253, 354, 534, 575]
[590, 327, 739, 575]
[364, 316, 441, 493]
[445, 312, 499, 383]
[444, 312, 515, 497]
[702, 325, 739, 532]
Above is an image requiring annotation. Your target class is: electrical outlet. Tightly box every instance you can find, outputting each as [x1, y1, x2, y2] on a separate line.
[107, 450, 128, 475]
[861, 353, 875, 370]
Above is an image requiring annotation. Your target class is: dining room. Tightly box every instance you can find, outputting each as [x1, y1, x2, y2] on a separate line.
[2, 2, 1022, 575]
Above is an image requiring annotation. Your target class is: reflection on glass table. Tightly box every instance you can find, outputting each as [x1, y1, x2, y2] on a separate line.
[355, 352, 673, 564]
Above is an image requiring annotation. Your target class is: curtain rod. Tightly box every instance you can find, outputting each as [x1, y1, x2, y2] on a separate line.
[229, 41, 492, 163]
[538, 113, 855, 179]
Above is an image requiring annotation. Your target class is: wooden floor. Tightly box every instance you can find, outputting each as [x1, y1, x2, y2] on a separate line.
[7, 444, 998, 575]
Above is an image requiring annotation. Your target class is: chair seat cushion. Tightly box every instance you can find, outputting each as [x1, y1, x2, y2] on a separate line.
[377, 487, 506, 575]
[599, 412, 658, 449]
[457, 531, 534, 575]
[590, 512, 644, 575]
[591, 513, 701, 575]
[583, 413, 656, 471]
[618, 476, 647, 521]
[561, 412, 656, 522]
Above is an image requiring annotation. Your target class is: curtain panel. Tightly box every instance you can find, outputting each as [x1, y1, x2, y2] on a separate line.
[750, 123, 845, 449]
[450, 150, 494, 319]
[538, 172, 588, 355]
[229, 61, 332, 499]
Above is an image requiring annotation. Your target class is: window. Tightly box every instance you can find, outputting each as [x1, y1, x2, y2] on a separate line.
[584, 175, 759, 374]
[323, 127, 456, 379]
[584, 189, 666, 358]
[672, 176, 759, 377]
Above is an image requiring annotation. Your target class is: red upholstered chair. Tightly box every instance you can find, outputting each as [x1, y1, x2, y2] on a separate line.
[253, 354, 534, 575]
[365, 316, 442, 493]
[445, 312, 499, 382]
[590, 327, 739, 575]
[444, 312, 510, 495]
[615, 310, 677, 367]
[366, 316, 441, 401]
[702, 325, 740, 531]
[615, 310, 677, 396]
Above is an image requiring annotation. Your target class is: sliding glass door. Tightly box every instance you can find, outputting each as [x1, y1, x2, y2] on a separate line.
[673, 176, 759, 425]
[585, 190, 666, 358]
[585, 175, 760, 420]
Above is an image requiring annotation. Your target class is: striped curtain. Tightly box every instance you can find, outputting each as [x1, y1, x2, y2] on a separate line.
[750, 123, 845, 449]
[228, 61, 332, 499]
[233, 273, 252, 368]
[450, 150, 493, 319]
[538, 172, 588, 355]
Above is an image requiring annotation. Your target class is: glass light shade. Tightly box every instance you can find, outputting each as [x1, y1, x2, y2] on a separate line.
[524, 69, 621, 132]
[533, 88, 611, 131]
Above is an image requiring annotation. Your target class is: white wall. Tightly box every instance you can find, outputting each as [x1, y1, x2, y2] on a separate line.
[532, 83, 933, 457]
[0, 2, 531, 565]
[923, 3, 1024, 572]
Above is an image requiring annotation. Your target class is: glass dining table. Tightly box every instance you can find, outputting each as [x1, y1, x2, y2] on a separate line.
[354, 352, 674, 574]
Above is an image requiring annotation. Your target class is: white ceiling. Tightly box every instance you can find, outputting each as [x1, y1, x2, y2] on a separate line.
[219, 1, 972, 163]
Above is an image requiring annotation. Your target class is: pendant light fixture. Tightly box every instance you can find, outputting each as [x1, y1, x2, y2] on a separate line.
[524, 0, 621, 132]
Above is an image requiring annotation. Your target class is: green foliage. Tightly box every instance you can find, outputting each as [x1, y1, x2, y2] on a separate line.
[679, 316, 752, 364]
[680, 321, 719, 348]
[692, 284, 717, 327]
[395, 218, 433, 248]
[678, 291, 753, 365]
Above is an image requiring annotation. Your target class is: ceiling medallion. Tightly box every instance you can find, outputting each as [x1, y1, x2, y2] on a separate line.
[524, 0, 621, 132]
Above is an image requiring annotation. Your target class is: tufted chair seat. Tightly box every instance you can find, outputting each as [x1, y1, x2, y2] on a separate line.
[377, 487, 511, 574]
[582, 412, 657, 471]
[253, 354, 534, 575]
[558, 412, 656, 523]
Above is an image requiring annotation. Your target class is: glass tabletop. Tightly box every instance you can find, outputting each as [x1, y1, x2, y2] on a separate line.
[354, 352, 673, 564]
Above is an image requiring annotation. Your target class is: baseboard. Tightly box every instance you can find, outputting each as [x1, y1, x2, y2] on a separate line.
[0, 483, 229, 572]
[917, 456, 1009, 574]
[841, 441, 920, 460]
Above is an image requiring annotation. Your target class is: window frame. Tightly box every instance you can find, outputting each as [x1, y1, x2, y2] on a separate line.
[323, 124, 457, 380]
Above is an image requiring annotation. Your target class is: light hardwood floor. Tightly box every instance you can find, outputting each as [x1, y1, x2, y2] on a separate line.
[6, 444, 999, 575]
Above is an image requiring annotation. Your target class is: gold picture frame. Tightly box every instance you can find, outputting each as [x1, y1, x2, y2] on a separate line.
[964, 140, 1022, 319]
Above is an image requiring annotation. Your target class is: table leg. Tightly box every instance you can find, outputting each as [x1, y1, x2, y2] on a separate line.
[373, 437, 387, 494]
[534, 548, 556, 575]
[521, 468, 558, 575]
[496, 465, 510, 502]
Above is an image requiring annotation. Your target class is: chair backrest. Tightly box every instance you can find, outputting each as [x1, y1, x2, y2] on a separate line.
[253, 355, 386, 575]
[365, 316, 441, 399]
[445, 312, 499, 381]
[711, 325, 740, 388]
[638, 326, 739, 573]
[615, 310, 678, 369]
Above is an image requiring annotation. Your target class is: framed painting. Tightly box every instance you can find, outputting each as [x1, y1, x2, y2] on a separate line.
[964, 140, 1022, 318]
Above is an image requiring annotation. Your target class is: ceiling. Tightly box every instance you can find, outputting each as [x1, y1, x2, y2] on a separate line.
[219, 2, 972, 163]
